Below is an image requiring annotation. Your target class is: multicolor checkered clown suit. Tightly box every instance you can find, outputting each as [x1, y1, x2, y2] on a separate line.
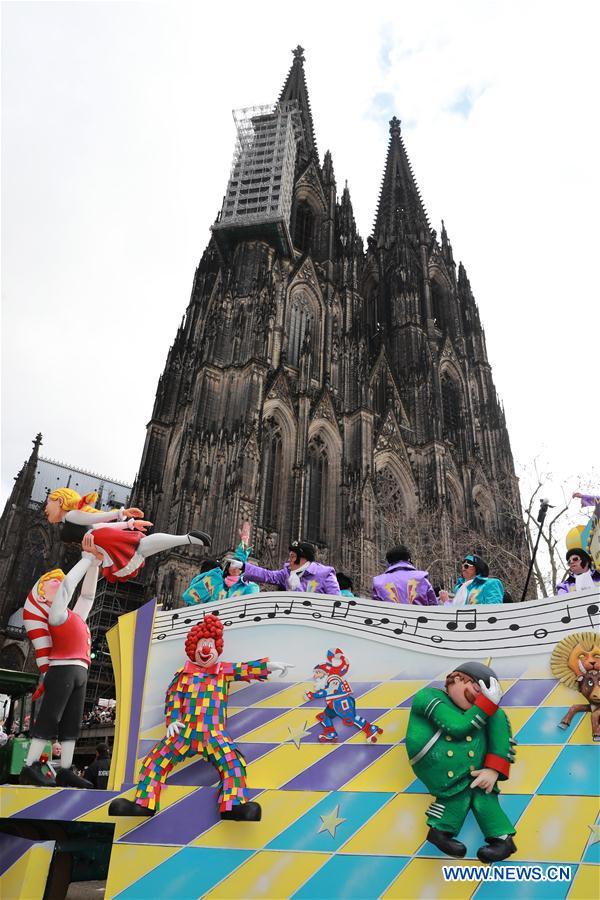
[135, 656, 268, 813]
[109, 614, 291, 823]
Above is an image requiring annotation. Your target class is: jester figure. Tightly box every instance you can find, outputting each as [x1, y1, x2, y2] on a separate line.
[305, 649, 383, 743]
[109, 615, 292, 821]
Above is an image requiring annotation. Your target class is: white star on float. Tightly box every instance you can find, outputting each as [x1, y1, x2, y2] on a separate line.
[318, 804, 346, 838]
[287, 721, 311, 749]
[587, 823, 600, 846]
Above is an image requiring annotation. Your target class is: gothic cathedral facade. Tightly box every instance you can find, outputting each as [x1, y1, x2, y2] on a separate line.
[132, 48, 524, 600]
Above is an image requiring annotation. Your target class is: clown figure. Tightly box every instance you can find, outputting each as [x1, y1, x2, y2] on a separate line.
[109, 615, 292, 820]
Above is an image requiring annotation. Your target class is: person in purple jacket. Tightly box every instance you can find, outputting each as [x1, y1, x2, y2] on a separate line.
[242, 541, 342, 596]
[372, 545, 438, 605]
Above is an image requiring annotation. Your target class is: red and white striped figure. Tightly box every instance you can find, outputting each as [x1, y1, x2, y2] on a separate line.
[23, 570, 62, 693]
[20, 554, 102, 788]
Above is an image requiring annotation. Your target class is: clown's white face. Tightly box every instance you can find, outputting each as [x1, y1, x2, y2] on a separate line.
[194, 636, 219, 669]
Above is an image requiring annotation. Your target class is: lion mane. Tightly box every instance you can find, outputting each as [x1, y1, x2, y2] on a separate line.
[550, 631, 600, 689]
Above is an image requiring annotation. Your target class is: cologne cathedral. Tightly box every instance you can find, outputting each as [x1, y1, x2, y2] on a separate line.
[132, 47, 524, 599]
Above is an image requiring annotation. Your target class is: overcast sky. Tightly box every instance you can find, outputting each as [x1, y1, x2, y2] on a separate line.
[2, 1, 598, 524]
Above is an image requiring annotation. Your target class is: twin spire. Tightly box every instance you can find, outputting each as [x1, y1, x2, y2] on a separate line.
[278, 45, 317, 162]
[277, 48, 430, 242]
[373, 116, 430, 240]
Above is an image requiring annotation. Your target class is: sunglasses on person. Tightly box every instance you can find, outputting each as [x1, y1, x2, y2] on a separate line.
[568, 556, 581, 563]
[461, 561, 476, 569]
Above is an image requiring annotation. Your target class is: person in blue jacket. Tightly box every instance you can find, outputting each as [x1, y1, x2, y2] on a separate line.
[438, 554, 504, 606]
[182, 523, 259, 605]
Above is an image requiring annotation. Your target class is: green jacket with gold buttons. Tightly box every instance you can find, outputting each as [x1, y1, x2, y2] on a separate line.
[405, 687, 515, 798]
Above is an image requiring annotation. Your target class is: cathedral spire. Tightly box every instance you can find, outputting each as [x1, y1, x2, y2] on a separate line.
[440, 219, 455, 267]
[373, 116, 429, 241]
[338, 181, 361, 255]
[322, 149, 335, 185]
[278, 45, 317, 162]
[0, 433, 42, 547]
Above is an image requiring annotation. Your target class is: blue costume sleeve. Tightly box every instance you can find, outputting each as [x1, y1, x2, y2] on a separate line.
[233, 542, 251, 563]
[478, 578, 504, 604]
[182, 568, 225, 605]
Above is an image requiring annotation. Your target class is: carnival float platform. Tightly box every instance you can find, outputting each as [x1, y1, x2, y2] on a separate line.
[1, 589, 599, 899]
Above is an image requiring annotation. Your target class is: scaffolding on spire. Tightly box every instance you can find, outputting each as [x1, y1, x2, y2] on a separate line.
[212, 100, 303, 257]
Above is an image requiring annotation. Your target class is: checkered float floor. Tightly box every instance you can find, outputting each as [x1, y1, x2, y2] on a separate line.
[2, 663, 599, 899]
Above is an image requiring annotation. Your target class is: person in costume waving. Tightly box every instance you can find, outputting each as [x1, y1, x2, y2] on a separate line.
[406, 661, 517, 862]
[438, 554, 504, 605]
[45, 487, 211, 583]
[109, 615, 292, 821]
[182, 522, 259, 605]
[242, 540, 341, 595]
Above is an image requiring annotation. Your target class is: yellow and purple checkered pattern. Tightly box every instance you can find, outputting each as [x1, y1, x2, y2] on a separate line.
[3, 662, 599, 899]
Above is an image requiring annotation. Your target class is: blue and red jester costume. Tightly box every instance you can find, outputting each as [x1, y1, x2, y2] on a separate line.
[109, 615, 292, 822]
[305, 648, 383, 743]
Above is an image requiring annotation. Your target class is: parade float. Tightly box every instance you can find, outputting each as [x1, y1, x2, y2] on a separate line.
[1, 583, 598, 900]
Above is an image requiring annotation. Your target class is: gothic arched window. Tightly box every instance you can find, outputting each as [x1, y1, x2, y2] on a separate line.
[375, 466, 406, 556]
[442, 375, 461, 442]
[294, 200, 314, 254]
[260, 418, 283, 531]
[288, 296, 313, 367]
[305, 435, 328, 544]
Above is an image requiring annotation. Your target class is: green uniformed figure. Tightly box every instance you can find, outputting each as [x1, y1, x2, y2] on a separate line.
[405, 661, 517, 862]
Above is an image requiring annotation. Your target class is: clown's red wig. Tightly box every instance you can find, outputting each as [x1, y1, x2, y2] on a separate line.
[185, 614, 224, 661]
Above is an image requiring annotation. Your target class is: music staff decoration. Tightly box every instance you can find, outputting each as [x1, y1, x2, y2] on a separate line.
[151, 590, 600, 658]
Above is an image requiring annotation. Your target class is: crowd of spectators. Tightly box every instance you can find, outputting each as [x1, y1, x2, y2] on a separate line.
[82, 704, 116, 728]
